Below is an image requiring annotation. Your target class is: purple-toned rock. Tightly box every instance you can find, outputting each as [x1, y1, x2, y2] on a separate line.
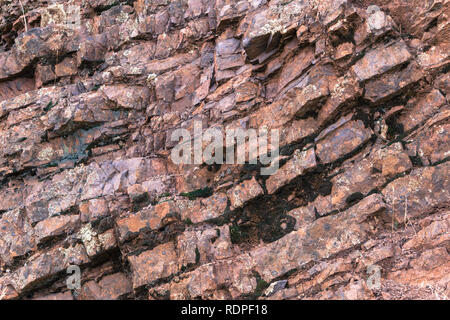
[316, 118, 373, 164]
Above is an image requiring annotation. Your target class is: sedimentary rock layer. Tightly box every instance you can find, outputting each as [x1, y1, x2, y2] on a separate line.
[0, 0, 449, 300]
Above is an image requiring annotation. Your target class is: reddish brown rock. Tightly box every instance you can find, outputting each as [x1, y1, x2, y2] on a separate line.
[417, 43, 450, 71]
[13, 244, 89, 292]
[0, 25, 79, 80]
[78, 224, 117, 258]
[79, 273, 132, 300]
[313, 142, 412, 216]
[0, 51, 23, 80]
[288, 73, 330, 118]
[116, 202, 178, 242]
[364, 63, 423, 104]
[266, 148, 317, 194]
[286, 204, 317, 231]
[316, 119, 373, 164]
[406, 108, 450, 165]
[127, 184, 147, 202]
[314, 280, 375, 300]
[0, 208, 36, 267]
[435, 72, 450, 96]
[128, 242, 179, 288]
[376, 143, 414, 179]
[55, 57, 78, 78]
[387, 247, 450, 290]
[0, 0, 448, 301]
[101, 85, 151, 110]
[280, 118, 319, 147]
[357, 244, 395, 271]
[178, 193, 228, 224]
[0, 78, 35, 102]
[277, 46, 315, 92]
[317, 74, 363, 125]
[177, 225, 233, 268]
[34, 215, 79, 244]
[351, 41, 411, 82]
[25, 165, 89, 224]
[80, 198, 110, 223]
[166, 194, 386, 299]
[33, 291, 74, 300]
[77, 34, 108, 65]
[249, 98, 294, 130]
[399, 89, 447, 133]
[0, 276, 19, 300]
[334, 42, 354, 60]
[403, 214, 450, 250]
[0, 187, 24, 213]
[227, 177, 264, 210]
[250, 66, 332, 133]
[252, 194, 386, 283]
[35, 64, 56, 87]
[382, 162, 450, 221]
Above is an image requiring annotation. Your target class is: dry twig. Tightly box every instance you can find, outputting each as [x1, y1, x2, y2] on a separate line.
[18, 0, 28, 32]
[403, 195, 417, 235]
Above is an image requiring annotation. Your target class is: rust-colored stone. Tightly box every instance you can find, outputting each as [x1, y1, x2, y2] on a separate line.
[0, 0, 448, 301]
[316, 118, 373, 164]
[227, 177, 264, 210]
[266, 148, 317, 194]
[128, 242, 179, 288]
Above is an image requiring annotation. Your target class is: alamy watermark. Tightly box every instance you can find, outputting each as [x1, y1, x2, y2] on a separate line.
[366, 264, 381, 290]
[170, 121, 280, 175]
[66, 265, 81, 290]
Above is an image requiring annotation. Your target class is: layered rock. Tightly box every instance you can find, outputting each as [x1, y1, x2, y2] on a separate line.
[0, 0, 449, 300]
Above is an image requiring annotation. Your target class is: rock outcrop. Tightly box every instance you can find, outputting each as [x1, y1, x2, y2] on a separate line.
[0, 0, 449, 300]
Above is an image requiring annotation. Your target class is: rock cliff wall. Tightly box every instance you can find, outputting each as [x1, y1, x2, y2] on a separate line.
[0, 0, 449, 300]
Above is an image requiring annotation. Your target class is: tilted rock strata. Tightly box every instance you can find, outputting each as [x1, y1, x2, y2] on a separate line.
[0, 0, 449, 300]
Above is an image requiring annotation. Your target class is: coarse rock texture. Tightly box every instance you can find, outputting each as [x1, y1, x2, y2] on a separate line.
[0, 0, 449, 300]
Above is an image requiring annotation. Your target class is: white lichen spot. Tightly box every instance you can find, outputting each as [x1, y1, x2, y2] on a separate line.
[147, 73, 157, 81]
[38, 147, 54, 161]
[78, 223, 100, 256]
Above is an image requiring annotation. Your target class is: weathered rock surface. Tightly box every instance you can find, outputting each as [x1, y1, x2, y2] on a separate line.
[0, 0, 449, 300]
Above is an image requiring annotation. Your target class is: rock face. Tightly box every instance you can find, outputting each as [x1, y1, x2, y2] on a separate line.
[0, 0, 449, 300]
